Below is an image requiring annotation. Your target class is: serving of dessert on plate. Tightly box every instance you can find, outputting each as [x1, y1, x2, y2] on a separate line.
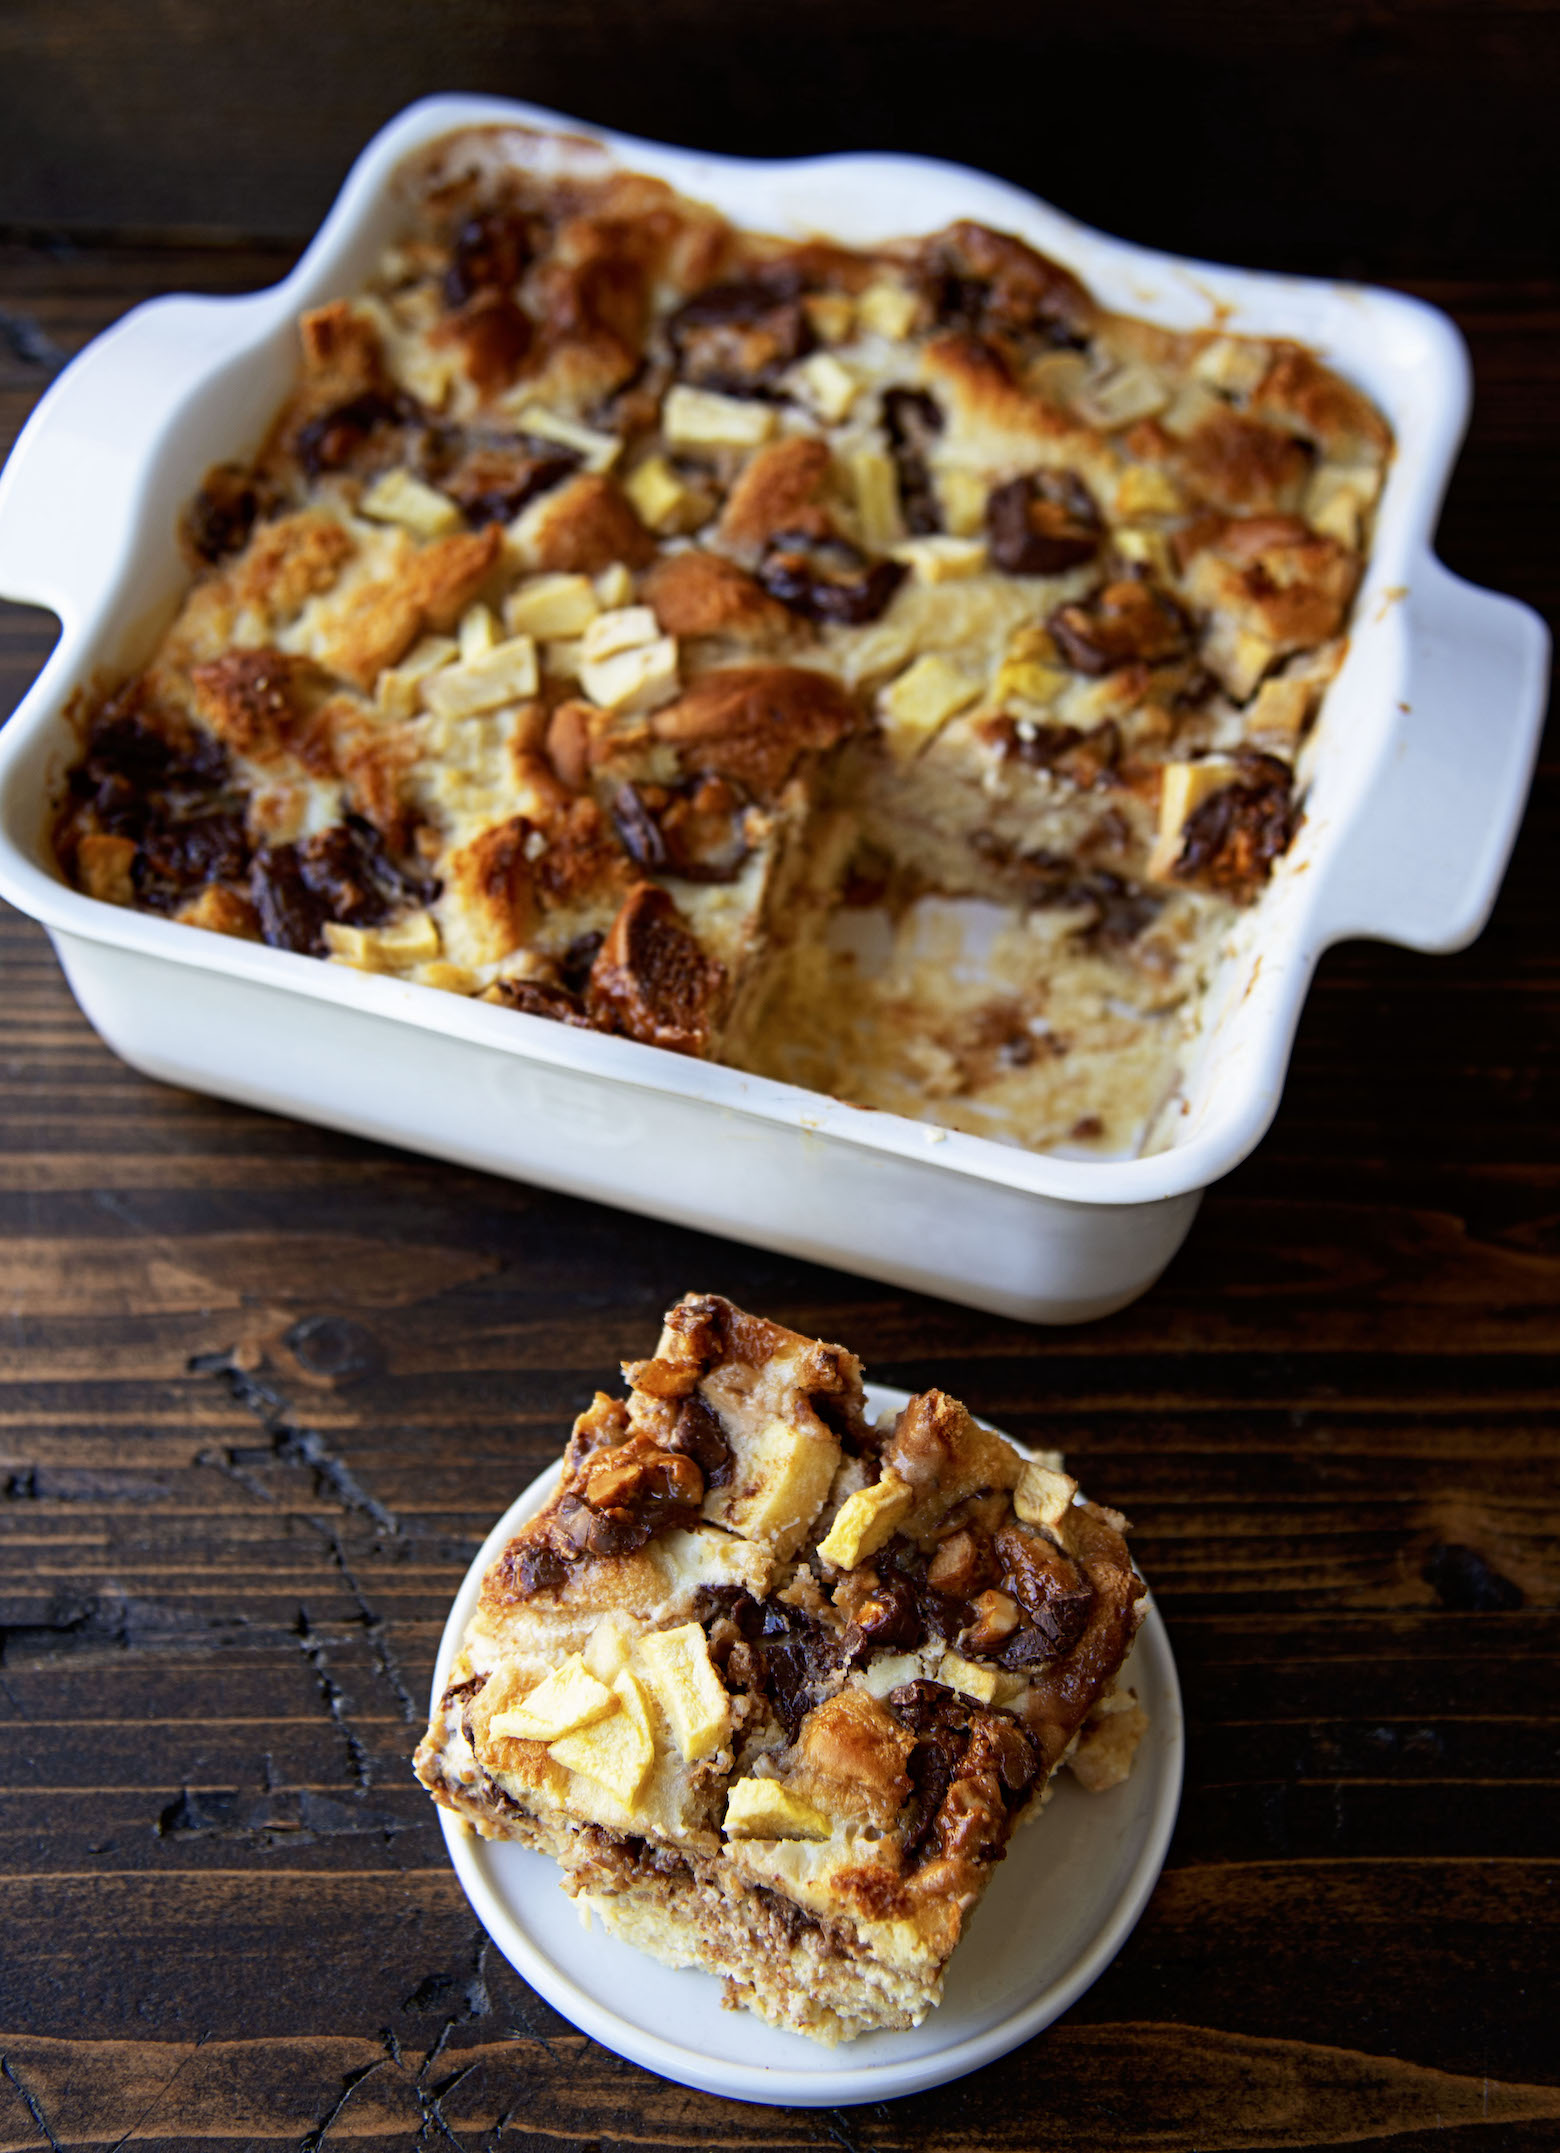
[415, 1293, 1149, 2045]
[51, 120, 1391, 1160]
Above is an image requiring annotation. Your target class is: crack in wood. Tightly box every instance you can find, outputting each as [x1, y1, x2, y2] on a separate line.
[189, 1349, 400, 1537]
[310, 1520, 421, 1725]
[103, 2032, 210, 2153]
[298, 2053, 391, 2153]
[0, 2055, 63, 2153]
[296, 1605, 373, 1791]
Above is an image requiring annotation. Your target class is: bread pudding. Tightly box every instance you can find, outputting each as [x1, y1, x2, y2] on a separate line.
[54, 124, 1391, 1154]
[415, 1293, 1149, 2043]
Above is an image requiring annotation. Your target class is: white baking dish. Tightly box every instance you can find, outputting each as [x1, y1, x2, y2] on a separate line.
[0, 94, 1547, 1323]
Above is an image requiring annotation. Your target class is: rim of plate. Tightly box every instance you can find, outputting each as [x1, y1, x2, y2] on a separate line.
[429, 1383, 1184, 2106]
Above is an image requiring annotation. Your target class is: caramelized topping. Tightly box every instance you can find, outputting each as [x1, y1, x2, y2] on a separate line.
[250, 816, 432, 956]
[587, 883, 726, 1055]
[985, 470, 1102, 575]
[919, 221, 1092, 348]
[1049, 578, 1190, 673]
[757, 537, 907, 626]
[888, 1678, 1043, 1866]
[1172, 749, 1296, 899]
[667, 268, 811, 393]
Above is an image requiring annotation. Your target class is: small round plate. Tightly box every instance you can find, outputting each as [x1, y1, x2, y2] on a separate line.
[431, 1384, 1183, 2107]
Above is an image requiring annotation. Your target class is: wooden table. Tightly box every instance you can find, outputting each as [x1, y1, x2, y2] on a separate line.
[1, 242, 1556, 2148]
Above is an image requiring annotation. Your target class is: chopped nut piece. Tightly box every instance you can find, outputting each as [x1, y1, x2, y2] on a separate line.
[359, 468, 463, 538]
[514, 403, 622, 472]
[1115, 465, 1183, 518]
[816, 1472, 915, 1569]
[1076, 361, 1169, 429]
[490, 1654, 616, 1742]
[625, 454, 703, 533]
[855, 280, 918, 340]
[879, 653, 981, 756]
[580, 634, 680, 713]
[421, 635, 539, 718]
[505, 573, 600, 640]
[1246, 675, 1313, 747]
[662, 384, 777, 450]
[581, 606, 662, 662]
[724, 1777, 832, 1841]
[790, 351, 859, 424]
[846, 442, 904, 552]
[1013, 1460, 1078, 1530]
[636, 1622, 731, 1760]
[891, 535, 988, 583]
[935, 1650, 1000, 1704]
[375, 633, 457, 717]
[962, 1588, 1022, 1654]
[458, 602, 498, 662]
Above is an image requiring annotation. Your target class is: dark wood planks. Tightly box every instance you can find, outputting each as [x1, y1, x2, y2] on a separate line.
[2, 1, 1559, 282]
[0, 221, 1557, 2150]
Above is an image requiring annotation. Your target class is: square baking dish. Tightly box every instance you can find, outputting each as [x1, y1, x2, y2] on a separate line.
[0, 94, 1547, 1323]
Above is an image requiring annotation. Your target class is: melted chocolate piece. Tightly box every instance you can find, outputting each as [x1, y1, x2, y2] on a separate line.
[558, 931, 604, 995]
[666, 1394, 734, 1489]
[986, 471, 1102, 576]
[694, 1586, 842, 1739]
[888, 1678, 1043, 1865]
[294, 390, 416, 480]
[667, 269, 811, 394]
[183, 464, 263, 563]
[249, 816, 433, 956]
[611, 782, 669, 873]
[70, 703, 251, 910]
[758, 539, 907, 626]
[1172, 751, 1296, 900]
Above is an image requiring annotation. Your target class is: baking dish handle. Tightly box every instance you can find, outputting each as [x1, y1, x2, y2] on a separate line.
[0, 292, 268, 626]
[1314, 558, 1550, 953]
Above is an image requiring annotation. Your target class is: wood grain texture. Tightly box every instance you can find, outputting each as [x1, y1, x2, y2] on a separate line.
[0, 66, 1557, 2148]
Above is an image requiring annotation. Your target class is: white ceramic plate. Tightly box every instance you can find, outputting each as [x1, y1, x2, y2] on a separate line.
[429, 1383, 1183, 2106]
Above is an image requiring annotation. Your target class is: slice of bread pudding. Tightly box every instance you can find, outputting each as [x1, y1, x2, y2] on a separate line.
[415, 1294, 1148, 2043]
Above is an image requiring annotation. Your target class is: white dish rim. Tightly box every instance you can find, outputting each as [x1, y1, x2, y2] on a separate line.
[429, 1381, 1184, 2106]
